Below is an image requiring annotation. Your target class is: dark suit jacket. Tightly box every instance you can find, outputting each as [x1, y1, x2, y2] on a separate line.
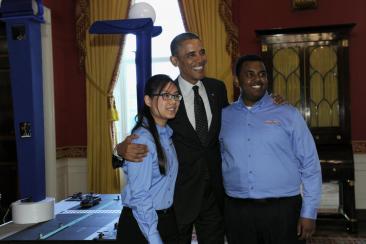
[168, 77, 229, 225]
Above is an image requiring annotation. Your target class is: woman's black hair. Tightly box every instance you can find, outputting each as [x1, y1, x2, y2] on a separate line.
[131, 74, 176, 175]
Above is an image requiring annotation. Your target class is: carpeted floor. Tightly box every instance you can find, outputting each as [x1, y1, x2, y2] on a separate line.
[191, 233, 366, 244]
[190, 237, 366, 244]
[189, 217, 366, 243]
[190, 227, 366, 244]
[308, 237, 366, 243]
[191, 236, 366, 244]
[307, 221, 366, 243]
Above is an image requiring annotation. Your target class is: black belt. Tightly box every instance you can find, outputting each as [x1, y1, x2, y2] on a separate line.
[226, 194, 300, 204]
[123, 206, 174, 215]
[156, 207, 174, 214]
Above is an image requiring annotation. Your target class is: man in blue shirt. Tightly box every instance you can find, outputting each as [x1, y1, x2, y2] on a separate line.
[219, 54, 322, 243]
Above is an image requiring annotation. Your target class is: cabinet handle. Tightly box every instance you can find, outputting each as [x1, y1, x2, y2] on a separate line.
[336, 135, 342, 140]
[332, 168, 337, 172]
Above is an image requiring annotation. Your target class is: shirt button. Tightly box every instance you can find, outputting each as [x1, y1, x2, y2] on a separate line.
[248, 138, 250, 141]
[248, 123, 251, 126]
[248, 154, 251, 158]
[250, 186, 254, 190]
[249, 171, 253, 174]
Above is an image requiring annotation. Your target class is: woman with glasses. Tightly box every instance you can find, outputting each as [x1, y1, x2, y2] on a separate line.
[116, 74, 182, 244]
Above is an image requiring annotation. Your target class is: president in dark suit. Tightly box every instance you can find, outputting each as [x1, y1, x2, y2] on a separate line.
[116, 32, 228, 244]
[168, 33, 228, 244]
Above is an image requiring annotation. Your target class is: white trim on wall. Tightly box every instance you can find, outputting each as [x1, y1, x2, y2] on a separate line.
[56, 158, 87, 201]
[355, 154, 366, 209]
[42, 6, 57, 199]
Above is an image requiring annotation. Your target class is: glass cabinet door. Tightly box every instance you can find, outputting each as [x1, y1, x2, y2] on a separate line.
[307, 45, 339, 128]
[269, 41, 346, 144]
[272, 45, 303, 111]
[271, 43, 340, 127]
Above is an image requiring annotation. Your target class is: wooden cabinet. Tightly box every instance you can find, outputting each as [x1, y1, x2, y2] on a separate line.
[0, 21, 18, 222]
[256, 23, 357, 232]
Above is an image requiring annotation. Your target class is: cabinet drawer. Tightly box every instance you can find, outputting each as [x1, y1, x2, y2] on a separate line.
[321, 163, 354, 181]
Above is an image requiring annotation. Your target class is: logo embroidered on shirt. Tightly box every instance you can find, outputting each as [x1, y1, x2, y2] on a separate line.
[264, 120, 281, 125]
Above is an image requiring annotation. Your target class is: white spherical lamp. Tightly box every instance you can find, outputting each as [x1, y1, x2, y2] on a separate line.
[128, 2, 156, 23]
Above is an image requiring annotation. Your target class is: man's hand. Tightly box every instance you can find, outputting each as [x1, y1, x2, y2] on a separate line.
[297, 217, 316, 240]
[271, 94, 287, 105]
[116, 134, 148, 162]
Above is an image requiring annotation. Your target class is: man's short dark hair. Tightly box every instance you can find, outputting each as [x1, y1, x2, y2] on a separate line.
[235, 54, 264, 77]
[170, 32, 200, 56]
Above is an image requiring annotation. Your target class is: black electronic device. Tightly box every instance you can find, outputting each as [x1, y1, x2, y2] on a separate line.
[80, 193, 101, 208]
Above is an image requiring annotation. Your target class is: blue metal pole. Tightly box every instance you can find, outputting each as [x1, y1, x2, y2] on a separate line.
[1, 0, 46, 202]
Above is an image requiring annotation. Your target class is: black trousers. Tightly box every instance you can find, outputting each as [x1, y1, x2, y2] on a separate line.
[116, 206, 179, 244]
[178, 182, 225, 244]
[225, 195, 306, 244]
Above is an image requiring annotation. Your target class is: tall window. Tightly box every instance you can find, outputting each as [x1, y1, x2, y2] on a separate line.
[114, 0, 185, 142]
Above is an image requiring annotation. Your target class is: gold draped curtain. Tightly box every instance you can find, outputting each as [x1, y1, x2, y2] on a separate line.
[179, 0, 238, 101]
[81, 0, 130, 193]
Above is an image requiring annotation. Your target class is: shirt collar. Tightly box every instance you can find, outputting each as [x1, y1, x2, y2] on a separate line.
[236, 91, 271, 110]
[156, 123, 173, 138]
[178, 75, 203, 96]
[142, 117, 173, 138]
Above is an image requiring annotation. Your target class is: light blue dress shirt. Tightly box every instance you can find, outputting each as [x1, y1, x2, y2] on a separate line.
[219, 92, 322, 219]
[121, 123, 178, 244]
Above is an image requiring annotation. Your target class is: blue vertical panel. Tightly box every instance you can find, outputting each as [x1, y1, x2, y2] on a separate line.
[4, 18, 45, 202]
[135, 31, 152, 110]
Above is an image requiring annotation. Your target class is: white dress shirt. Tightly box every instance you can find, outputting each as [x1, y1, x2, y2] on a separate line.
[178, 76, 212, 129]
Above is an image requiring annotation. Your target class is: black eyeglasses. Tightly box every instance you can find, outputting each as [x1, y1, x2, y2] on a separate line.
[152, 93, 183, 101]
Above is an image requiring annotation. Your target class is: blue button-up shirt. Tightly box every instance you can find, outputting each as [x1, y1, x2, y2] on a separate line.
[122, 123, 178, 244]
[220, 92, 322, 219]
